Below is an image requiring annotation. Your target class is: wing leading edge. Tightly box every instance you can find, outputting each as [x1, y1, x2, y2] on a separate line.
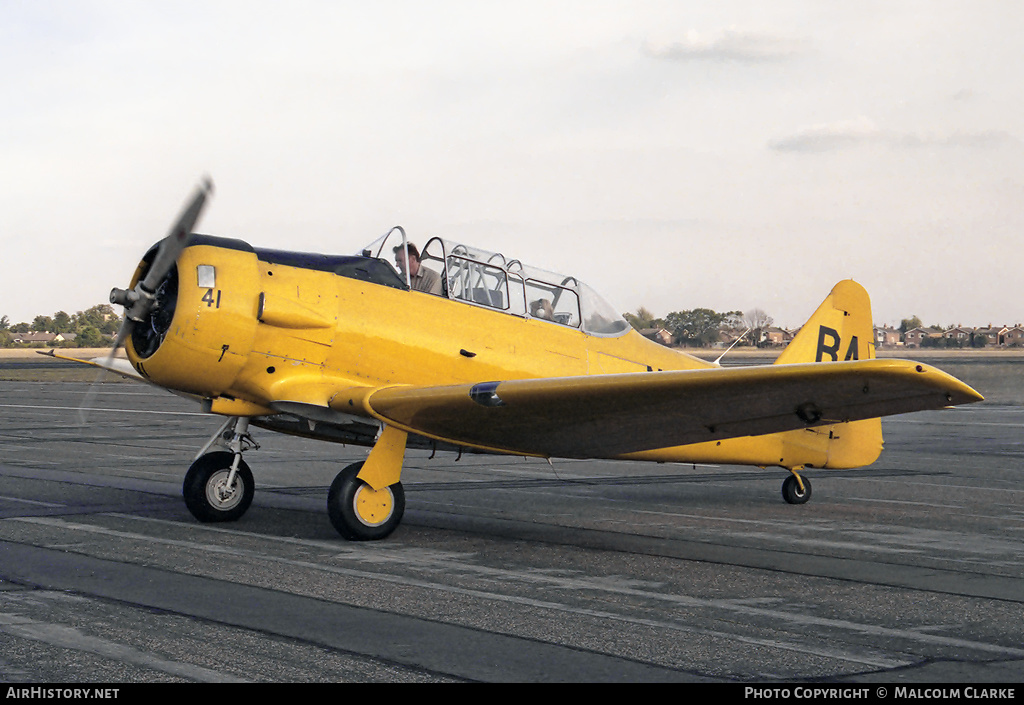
[361, 359, 983, 458]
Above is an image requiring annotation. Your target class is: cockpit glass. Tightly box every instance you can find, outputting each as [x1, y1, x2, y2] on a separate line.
[525, 278, 579, 328]
[359, 231, 629, 337]
[447, 254, 510, 309]
[578, 282, 630, 336]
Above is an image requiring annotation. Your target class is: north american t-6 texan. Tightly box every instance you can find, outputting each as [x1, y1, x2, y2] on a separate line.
[61, 179, 983, 540]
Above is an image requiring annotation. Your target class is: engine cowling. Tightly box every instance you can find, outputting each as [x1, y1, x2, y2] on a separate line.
[123, 239, 260, 399]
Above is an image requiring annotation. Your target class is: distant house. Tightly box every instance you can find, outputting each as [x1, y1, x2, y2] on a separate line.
[639, 328, 673, 346]
[903, 327, 943, 347]
[762, 327, 793, 347]
[11, 332, 56, 345]
[874, 326, 901, 348]
[943, 326, 974, 346]
[974, 325, 1008, 347]
[1003, 325, 1024, 347]
[717, 328, 751, 348]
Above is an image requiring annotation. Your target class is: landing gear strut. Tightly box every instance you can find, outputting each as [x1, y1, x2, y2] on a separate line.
[184, 417, 258, 522]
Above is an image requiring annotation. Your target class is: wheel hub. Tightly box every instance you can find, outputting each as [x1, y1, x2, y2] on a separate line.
[206, 470, 243, 510]
[352, 484, 395, 527]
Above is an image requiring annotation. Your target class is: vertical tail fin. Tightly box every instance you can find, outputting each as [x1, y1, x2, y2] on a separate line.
[775, 280, 876, 365]
[775, 280, 883, 468]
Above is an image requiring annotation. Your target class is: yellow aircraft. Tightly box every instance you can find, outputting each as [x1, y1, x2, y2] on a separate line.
[83, 180, 982, 540]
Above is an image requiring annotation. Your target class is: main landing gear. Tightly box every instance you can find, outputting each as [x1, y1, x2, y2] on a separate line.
[183, 417, 409, 540]
[327, 425, 409, 540]
[781, 468, 812, 504]
[327, 461, 406, 540]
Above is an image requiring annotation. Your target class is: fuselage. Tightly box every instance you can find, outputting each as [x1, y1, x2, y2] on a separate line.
[124, 234, 882, 470]
[127, 235, 713, 402]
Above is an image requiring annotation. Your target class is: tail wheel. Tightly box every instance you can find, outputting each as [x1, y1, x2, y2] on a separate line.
[782, 474, 812, 504]
[328, 461, 405, 540]
[183, 451, 255, 522]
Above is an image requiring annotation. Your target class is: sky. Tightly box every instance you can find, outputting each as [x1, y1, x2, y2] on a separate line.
[3, 0, 1023, 329]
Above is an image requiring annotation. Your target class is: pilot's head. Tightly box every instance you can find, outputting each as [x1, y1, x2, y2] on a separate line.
[530, 299, 554, 319]
[393, 243, 422, 275]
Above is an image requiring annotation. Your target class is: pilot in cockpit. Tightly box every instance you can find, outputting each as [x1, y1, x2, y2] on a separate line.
[530, 299, 554, 320]
[393, 243, 443, 295]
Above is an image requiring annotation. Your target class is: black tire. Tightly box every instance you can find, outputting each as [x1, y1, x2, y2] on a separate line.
[183, 452, 255, 522]
[327, 461, 405, 540]
[782, 474, 812, 504]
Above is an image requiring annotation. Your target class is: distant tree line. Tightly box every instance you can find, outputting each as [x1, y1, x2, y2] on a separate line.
[0, 305, 121, 348]
[627, 308, 1014, 349]
[623, 306, 771, 347]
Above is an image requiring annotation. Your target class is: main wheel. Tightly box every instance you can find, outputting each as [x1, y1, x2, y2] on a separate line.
[183, 452, 255, 522]
[327, 461, 405, 540]
[782, 474, 812, 504]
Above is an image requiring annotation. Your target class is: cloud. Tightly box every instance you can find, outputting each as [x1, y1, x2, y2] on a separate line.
[768, 117, 883, 153]
[644, 28, 808, 63]
[769, 117, 1019, 153]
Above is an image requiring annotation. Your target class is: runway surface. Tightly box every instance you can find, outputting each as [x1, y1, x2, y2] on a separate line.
[0, 377, 1021, 682]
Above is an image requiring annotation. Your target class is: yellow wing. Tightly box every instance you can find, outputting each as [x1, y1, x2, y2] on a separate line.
[360, 359, 983, 458]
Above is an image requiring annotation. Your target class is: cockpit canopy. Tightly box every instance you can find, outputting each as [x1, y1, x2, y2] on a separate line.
[361, 228, 630, 337]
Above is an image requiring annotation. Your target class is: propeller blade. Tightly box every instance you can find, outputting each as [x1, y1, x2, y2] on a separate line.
[141, 176, 214, 294]
[119, 177, 213, 326]
[78, 315, 131, 426]
[82, 177, 214, 425]
[110, 316, 133, 353]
